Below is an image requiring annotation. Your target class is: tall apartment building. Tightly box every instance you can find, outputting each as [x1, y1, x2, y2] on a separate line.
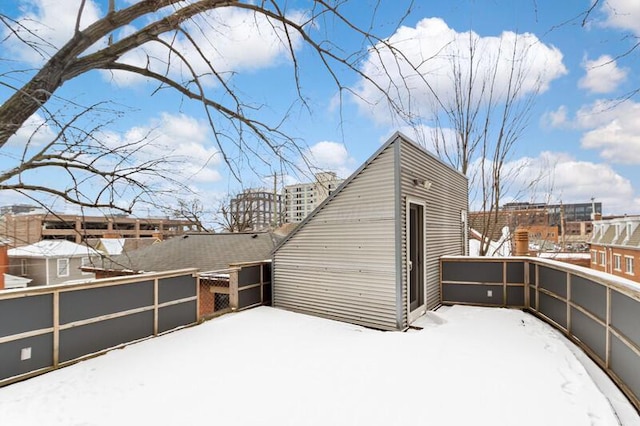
[283, 172, 343, 223]
[228, 190, 283, 231]
[589, 216, 640, 283]
[0, 212, 197, 247]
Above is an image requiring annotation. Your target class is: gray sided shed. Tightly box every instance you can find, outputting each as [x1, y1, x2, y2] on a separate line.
[273, 132, 468, 330]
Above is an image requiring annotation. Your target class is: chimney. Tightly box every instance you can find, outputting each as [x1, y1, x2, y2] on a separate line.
[0, 242, 8, 290]
[514, 228, 529, 257]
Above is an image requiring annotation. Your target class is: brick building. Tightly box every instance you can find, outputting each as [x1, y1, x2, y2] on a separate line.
[589, 216, 640, 283]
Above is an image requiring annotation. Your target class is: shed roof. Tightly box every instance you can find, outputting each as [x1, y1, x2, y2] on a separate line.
[274, 131, 466, 252]
[8, 240, 100, 258]
[3, 273, 32, 289]
[100, 232, 282, 273]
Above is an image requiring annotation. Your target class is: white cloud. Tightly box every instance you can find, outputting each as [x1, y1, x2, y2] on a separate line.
[576, 100, 640, 164]
[600, 0, 640, 35]
[304, 141, 356, 179]
[353, 17, 567, 124]
[6, 113, 56, 147]
[2, 0, 103, 64]
[501, 152, 640, 215]
[541, 99, 640, 165]
[106, 7, 305, 87]
[578, 55, 628, 94]
[3, 1, 304, 86]
[102, 113, 222, 184]
[541, 105, 569, 129]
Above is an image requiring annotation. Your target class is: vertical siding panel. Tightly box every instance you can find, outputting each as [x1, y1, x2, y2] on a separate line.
[274, 144, 398, 330]
[399, 139, 468, 323]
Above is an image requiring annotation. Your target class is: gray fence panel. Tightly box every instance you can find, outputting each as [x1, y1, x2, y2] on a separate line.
[158, 301, 197, 334]
[538, 292, 567, 328]
[610, 334, 640, 402]
[506, 286, 525, 306]
[529, 266, 536, 288]
[59, 311, 154, 362]
[538, 266, 567, 299]
[262, 263, 271, 283]
[442, 262, 503, 283]
[0, 334, 53, 381]
[570, 275, 606, 321]
[158, 276, 196, 304]
[238, 266, 261, 288]
[570, 307, 606, 361]
[59, 281, 154, 324]
[442, 284, 503, 305]
[0, 294, 53, 338]
[506, 262, 525, 283]
[610, 290, 640, 348]
[529, 287, 536, 310]
[239, 286, 262, 308]
[262, 283, 272, 306]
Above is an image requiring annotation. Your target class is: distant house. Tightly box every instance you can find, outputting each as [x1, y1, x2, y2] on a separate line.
[86, 237, 160, 256]
[87, 232, 282, 277]
[590, 216, 640, 283]
[7, 240, 100, 286]
[273, 132, 468, 331]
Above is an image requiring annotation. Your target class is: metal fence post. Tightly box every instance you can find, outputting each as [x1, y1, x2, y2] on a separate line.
[229, 269, 239, 310]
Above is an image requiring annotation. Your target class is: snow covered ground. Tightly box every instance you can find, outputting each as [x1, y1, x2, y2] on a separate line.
[0, 305, 637, 425]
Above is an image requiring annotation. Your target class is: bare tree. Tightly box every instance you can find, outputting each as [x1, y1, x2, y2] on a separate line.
[164, 198, 211, 232]
[215, 193, 256, 233]
[214, 188, 282, 232]
[0, 0, 413, 214]
[413, 33, 548, 255]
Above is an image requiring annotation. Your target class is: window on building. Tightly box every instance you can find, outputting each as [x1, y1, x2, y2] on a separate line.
[625, 256, 634, 275]
[21, 259, 28, 276]
[614, 254, 622, 271]
[57, 258, 70, 277]
[591, 251, 597, 264]
[81, 257, 92, 275]
[599, 251, 606, 266]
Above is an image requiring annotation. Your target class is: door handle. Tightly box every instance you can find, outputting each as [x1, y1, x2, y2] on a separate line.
[408, 260, 413, 271]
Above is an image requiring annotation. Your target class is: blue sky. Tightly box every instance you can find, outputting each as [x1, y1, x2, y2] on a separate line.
[1, 0, 640, 217]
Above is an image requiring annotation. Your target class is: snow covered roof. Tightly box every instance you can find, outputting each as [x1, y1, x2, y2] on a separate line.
[468, 227, 512, 257]
[538, 252, 591, 260]
[3, 273, 31, 289]
[8, 240, 100, 258]
[97, 238, 125, 256]
[0, 306, 631, 424]
[100, 232, 281, 273]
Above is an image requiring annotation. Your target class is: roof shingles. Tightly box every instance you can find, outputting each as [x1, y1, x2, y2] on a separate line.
[102, 232, 281, 273]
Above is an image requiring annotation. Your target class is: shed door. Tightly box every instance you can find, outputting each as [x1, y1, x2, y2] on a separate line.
[407, 200, 426, 323]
